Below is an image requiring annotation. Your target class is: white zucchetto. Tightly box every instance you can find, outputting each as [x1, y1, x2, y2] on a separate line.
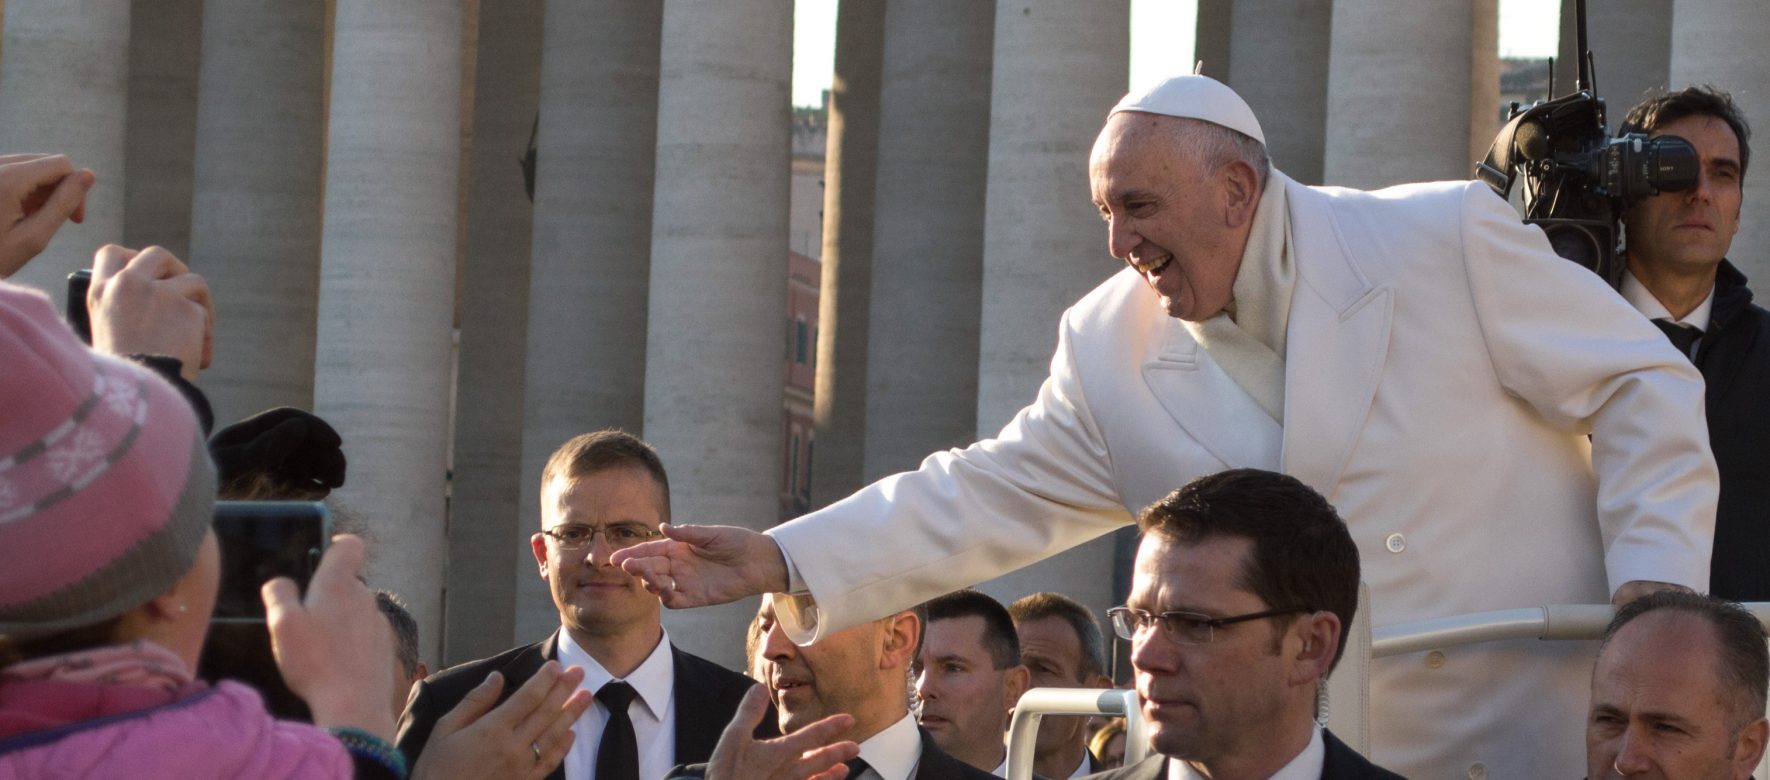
[1110, 74, 1265, 145]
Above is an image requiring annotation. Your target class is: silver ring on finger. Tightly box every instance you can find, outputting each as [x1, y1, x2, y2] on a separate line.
[532, 741, 542, 763]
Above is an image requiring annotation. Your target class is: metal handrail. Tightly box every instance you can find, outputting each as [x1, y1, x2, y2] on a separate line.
[1371, 602, 1770, 658]
[1005, 687, 1144, 780]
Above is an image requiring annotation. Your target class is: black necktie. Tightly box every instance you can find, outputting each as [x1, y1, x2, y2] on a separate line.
[1652, 318, 1701, 361]
[596, 681, 640, 780]
[844, 757, 872, 779]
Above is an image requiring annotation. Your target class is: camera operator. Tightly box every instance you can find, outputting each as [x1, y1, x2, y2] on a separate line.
[1616, 86, 1770, 601]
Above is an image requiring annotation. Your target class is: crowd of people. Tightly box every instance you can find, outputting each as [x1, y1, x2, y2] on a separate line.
[0, 67, 1767, 780]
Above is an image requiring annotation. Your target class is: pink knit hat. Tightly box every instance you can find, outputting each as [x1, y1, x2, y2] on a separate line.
[0, 281, 215, 640]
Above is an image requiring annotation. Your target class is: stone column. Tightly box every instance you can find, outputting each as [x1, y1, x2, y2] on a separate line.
[1192, 0, 1232, 82]
[448, 0, 540, 664]
[1227, 0, 1332, 184]
[808, 0, 882, 509]
[973, 0, 1128, 620]
[510, 0, 662, 645]
[859, 1, 993, 482]
[123, 0, 202, 259]
[314, 0, 463, 663]
[1672, 0, 1770, 284]
[1559, 0, 1670, 128]
[642, 0, 792, 669]
[0, 2, 130, 295]
[187, 0, 327, 425]
[1323, 0, 1499, 188]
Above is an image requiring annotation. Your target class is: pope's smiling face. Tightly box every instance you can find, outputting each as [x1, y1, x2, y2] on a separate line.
[1090, 112, 1257, 322]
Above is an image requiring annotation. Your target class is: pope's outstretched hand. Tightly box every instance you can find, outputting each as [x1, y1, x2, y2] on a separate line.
[612, 523, 790, 608]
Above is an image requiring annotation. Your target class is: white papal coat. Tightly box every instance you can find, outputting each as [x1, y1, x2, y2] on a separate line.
[768, 177, 1716, 778]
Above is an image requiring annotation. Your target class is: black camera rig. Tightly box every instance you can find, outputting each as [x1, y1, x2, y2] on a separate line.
[1474, 0, 1699, 287]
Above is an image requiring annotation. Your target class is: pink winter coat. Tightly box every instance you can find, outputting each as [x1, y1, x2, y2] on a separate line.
[0, 677, 350, 779]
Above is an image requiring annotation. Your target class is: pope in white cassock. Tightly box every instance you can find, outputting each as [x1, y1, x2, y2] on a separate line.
[616, 75, 1717, 778]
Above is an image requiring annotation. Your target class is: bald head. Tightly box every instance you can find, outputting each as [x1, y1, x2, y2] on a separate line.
[1586, 595, 1770, 779]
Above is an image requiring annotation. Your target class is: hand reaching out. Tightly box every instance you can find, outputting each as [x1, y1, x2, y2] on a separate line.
[697, 684, 859, 780]
[411, 663, 593, 780]
[612, 523, 790, 609]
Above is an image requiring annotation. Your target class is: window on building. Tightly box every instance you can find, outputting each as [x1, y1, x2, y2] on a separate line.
[795, 320, 808, 365]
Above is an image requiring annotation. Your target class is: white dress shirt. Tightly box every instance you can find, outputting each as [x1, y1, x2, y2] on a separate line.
[1170, 724, 1323, 780]
[852, 713, 924, 780]
[557, 628, 676, 780]
[1622, 269, 1715, 357]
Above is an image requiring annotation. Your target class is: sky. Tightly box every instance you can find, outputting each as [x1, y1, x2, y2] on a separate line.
[793, 0, 1565, 108]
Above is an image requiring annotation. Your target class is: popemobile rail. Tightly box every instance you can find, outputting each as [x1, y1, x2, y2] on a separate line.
[1005, 594, 1770, 780]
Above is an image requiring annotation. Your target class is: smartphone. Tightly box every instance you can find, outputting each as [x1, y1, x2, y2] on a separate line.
[65, 269, 92, 344]
[211, 501, 330, 623]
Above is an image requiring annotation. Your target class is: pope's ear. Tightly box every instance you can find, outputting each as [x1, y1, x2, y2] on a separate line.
[1219, 159, 1261, 227]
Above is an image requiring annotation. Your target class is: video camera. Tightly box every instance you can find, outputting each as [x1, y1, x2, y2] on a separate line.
[1474, 0, 1699, 287]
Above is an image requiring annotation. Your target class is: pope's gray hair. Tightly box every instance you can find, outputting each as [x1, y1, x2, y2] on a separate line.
[1168, 116, 1270, 190]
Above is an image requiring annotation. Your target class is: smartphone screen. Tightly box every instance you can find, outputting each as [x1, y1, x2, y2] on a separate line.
[211, 501, 329, 623]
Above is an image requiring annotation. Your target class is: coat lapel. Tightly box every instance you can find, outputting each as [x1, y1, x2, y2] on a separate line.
[1279, 182, 1393, 494]
[671, 645, 720, 765]
[1142, 318, 1283, 471]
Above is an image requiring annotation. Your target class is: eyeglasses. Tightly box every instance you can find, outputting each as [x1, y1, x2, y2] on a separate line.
[1107, 605, 1313, 645]
[541, 523, 662, 551]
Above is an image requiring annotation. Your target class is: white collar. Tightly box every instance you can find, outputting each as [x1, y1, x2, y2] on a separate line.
[1621, 269, 1715, 332]
[857, 713, 924, 780]
[990, 750, 1086, 778]
[1170, 723, 1324, 780]
[1065, 750, 1096, 779]
[555, 627, 674, 722]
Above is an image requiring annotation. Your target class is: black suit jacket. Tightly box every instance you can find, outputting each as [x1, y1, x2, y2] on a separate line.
[1078, 729, 1405, 780]
[396, 630, 770, 780]
[1688, 261, 1770, 601]
[667, 725, 999, 780]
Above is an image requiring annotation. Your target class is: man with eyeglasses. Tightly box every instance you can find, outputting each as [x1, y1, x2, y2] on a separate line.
[1087, 469, 1402, 780]
[398, 429, 767, 780]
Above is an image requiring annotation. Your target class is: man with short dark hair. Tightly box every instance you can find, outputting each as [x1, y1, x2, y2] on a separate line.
[1087, 469, 1401, 780]
[376, 591, 429, 721]
[1617, 86, 1770, 602]
[398, 429, 763, 780]
[1585, 591, 1768, 779]
[675, 595, 996, 780]
[916, 589, 1031, 775]
[1009, 593, 1114, 779]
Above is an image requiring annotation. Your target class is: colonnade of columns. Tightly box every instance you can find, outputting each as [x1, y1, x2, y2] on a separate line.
[2, 1, 1765, 669]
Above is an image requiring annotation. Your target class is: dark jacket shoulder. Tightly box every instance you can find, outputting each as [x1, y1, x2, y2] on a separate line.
[911, 727, 1001, 780]
[1321, 729, 1406, 779]
[1078, 729, 1405, 780]
[1695, 261, 1770, 601]
[665, 724, 998, 780]
[395, 634, 557, 767]
[671, 643, 777, 763]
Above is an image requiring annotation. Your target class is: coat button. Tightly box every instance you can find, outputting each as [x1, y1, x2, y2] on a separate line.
[1426, 650, 1445, 669]
[1467, 762, 1488, 780]
[1385, 533, 1406, 553]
